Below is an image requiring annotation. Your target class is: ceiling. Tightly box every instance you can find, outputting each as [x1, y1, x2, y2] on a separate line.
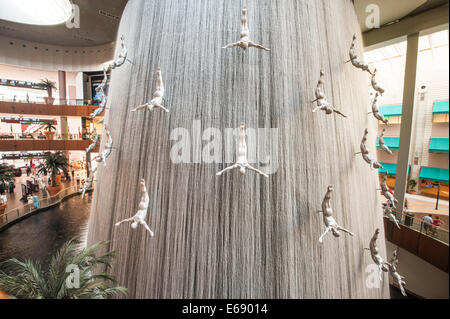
[354, 0, 449, 32]
[0, 0, 447, 47]
[0, 0, 128, 47]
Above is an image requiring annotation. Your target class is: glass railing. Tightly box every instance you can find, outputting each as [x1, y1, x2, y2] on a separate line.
[0, 132, 99, 141]
[389, 209, 449, 245]
[0, 185, 92, 229]
[0, 95, 96, 106]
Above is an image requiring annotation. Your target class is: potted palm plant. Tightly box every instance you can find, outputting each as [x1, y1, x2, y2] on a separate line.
[38, 152, 68, 196]
[0, 239, 127, 299]
[408, 179, 418, 194]
[0, 164, 15, 215]
[43, 122, 57, 140]
[39, 78, 57, 105]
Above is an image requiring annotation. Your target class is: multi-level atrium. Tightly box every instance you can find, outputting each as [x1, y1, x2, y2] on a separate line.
[0, 0, 448, 304]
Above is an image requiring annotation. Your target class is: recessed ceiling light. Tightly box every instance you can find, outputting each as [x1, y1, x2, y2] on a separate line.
[0, 0, 72, 26]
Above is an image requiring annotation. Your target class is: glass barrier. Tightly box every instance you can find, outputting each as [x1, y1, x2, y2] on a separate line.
[390, 209, 449, 245]
[0, 132, 101, 141]
[0, 185, 92, 229]
[0, 94, 95, 106]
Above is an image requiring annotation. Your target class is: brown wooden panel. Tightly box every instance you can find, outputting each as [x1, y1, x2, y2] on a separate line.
[390, 222, 421, 255]
[0, 139, 96, 152]
[418, 235, 449, 272]
[0, 101, 103, 117]
[384, 217, 449, 273]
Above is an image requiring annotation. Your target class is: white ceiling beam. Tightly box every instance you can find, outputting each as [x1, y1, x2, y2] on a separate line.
[363, 3, 449, 50]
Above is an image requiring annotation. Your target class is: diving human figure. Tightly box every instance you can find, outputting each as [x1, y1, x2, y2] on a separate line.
[93, 125, 113, 166]
[378, 172, 398, 208]
[383, 205, 401, 229]
[355, 128, 384, 169]
[368, 93, 388, 125]
[115, 179, 154, 236]
[216, 122, 269, 178]
[378, 128, 392, 154]
[312, 70, 347, 117]
[385, 249, 407, 296]
[317, 185, 354, 243]
[131, 68, 169, 113]
[222, 7, 270, 51]
[346, 34, 372, 74]
[365, 228, 389, 280]
[371, 68, 385, 95]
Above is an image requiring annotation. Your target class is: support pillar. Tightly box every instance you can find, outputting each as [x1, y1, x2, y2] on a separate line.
[394, 33, 420, 211]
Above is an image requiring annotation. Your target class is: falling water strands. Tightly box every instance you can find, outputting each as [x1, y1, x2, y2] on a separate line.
[87, 0, 390, 298]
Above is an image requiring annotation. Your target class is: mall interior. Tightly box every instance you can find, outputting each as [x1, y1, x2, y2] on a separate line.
[0, 0, 448, 300]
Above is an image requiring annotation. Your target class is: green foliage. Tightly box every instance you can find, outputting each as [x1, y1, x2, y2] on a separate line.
[0, 164, 15, 186]
[408, 179, 417, 192]
[38, 152, 69, 187]
[0, 239, 127, 299]
[44, 122, 57, 132]
[39, 78, 57, 97]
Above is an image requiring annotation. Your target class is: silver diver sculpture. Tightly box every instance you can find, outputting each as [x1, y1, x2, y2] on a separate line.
[80, 163, 97, 199]
[131, 68, 169, 113]
[86, 128, 100, 154]
[365, 228, 389, 280]
[216, 122, 269, 178]
[355, 128, 384, 170]
[383, 205, 401, 229]
[222, 6, 270, 52]
[109, 35, 131, 70]
[378, 128, 392, 155]
[93, 125, 113, 166]
[371, 68, 385, 96]
[378, 172, 399, 208]
[115, 179, 154, 236]
[368, 93, 388, 125]
[90, 67, 109, 119]
[317, 185, 354, 243]
[386, 249, 407, 296]
[346, 34, 372, 74]
[312, 70, 347, 118]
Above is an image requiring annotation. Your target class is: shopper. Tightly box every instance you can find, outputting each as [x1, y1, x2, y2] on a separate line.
[8, 181, 15, 194]
[423, 214, 433, 234]
[0, 182, 5, 195]
[431, 216, 442, 236]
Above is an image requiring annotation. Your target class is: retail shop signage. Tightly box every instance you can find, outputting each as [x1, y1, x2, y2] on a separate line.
[0, 78, 43, 90]
[1, 117, 55, 125]
[0, 152, 46, 160]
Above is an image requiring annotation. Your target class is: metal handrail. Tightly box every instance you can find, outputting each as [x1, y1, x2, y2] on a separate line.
[0, 95, 94, 106]
[0, 132, 94, 141]
[0, 185, 90, 229]
[390, 208, 449, 244]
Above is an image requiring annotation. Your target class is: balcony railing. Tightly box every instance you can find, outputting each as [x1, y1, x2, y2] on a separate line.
[0, 185, 92, 230]
[0, 95, 97, 106]
[390, 209, 449, 244]
[0, 132, 98, 141]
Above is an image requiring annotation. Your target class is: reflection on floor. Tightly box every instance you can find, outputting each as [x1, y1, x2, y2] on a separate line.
[0, 193, 92, 269]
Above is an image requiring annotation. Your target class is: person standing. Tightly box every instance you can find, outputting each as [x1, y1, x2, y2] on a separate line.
[432, 216, 442, 236]
[423, 214, 433, 235]
[8, 181, 15, 194]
